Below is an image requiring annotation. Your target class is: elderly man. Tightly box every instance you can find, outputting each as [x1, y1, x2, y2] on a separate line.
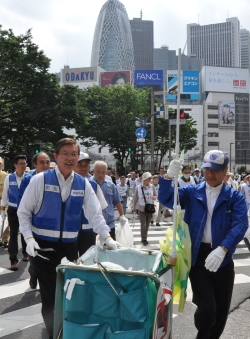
[75, 152, 107, 255]
[18, 138, 120, 339]
[92, 161, 127, 239]
[158, 150, 248, 339]
[18, 152, 50, 289]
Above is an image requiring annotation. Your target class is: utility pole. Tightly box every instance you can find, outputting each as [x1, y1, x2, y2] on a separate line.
[150, 90, 154, 173]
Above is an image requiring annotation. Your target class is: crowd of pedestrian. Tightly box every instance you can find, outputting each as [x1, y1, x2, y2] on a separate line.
[0, 143, 249, 339]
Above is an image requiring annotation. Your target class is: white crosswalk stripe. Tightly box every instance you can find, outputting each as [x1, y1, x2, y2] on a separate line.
[0, 216, 250, 338]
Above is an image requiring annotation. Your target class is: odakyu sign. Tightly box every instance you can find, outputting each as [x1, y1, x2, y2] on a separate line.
[134, 70, 163, 85]
[61, 67, 98, 83]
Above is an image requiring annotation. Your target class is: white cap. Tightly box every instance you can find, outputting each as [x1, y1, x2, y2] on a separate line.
[202, 150, 229, 172]
[194, 168, 200, 172]
[142, 172, 152, 181]
[78, 152, 91, 162]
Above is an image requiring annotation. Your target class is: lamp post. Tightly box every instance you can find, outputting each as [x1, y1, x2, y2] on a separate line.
[229, 142, 241, 172]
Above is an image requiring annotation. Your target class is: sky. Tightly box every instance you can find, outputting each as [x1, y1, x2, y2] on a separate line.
[1, 0, 250, 73]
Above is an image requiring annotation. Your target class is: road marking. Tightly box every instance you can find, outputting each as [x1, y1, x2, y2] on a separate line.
[0, 267, 13, 276]
[0, 303, 43, 337]
[0, 279, 34, 300]
[234, 258, 250, 267]
[234, 274, 250, 284]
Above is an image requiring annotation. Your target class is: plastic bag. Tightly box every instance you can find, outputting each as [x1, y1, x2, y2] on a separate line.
[116, 219, 134, 247]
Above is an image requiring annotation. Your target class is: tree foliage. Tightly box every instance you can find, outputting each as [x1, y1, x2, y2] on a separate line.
[75, 84, 152, 169]
[0, 26, 87, 153]
[76, 84, 198, 171]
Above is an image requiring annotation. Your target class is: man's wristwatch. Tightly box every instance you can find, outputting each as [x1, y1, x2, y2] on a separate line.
[220, 246, 228, 253]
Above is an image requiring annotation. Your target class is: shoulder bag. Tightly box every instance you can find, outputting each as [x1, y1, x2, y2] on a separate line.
[141, 186, 156, 214]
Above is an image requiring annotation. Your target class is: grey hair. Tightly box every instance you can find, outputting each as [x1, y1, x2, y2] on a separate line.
[93, 160, 108, 170]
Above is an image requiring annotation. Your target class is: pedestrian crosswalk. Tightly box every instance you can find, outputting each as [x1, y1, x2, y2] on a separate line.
[0, 218, 250, 338]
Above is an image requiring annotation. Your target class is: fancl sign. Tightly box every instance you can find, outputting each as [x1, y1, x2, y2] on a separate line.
[134, 70, 163, 85]
[61, 67, 98, 83]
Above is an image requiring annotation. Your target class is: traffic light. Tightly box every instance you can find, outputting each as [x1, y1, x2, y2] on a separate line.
[127, 142, 132, 153]
[169, 110, 177, 119]
[180, 109, 191, 119]
[34, 143, 41, 154]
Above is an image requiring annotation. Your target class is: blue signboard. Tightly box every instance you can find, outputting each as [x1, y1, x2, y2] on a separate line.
[135, 128, 147, 138]
[167, 70, 200, 101]
[134, 70, 163, 85]
[183, 71, 199, 93]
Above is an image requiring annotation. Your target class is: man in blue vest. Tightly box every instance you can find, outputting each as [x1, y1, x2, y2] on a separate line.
[75, 152, 107, 255]
[18, 151, 50, 289]
[1, 155, 29, 271]
[18, 138, 120, 339]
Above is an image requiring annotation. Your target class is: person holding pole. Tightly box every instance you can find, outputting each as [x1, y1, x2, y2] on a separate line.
[158, 149, 248, 339]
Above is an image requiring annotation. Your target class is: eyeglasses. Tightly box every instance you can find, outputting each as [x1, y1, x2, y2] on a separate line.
[203, 168, 222, 174]
[59, 152, 78, 159]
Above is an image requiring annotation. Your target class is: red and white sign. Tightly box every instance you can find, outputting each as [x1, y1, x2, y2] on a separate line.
[202, 66, 249, 94]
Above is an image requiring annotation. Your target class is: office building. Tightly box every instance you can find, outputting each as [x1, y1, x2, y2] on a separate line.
[240, 28, 250, 70]
[187, 17, 241, 67]
[130, 16, 154, 70]
[201, 66, 250, 169]
[153, 46, 201, 85]
[90, 0, 135, 76]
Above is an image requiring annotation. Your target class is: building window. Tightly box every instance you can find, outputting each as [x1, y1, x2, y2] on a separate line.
[208, 114, 219, 119]
[208, 123, 219, 128]
[207, 105, 218, 110]
[208, 142, 219, 146]
[208, 132, 219, 137]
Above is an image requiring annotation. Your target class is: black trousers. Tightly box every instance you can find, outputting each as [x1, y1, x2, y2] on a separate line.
[31, 238, 78, 337]
[77, 231, 97, 256]
[189, 243, 235, 339]
[8, 207, 27, 263]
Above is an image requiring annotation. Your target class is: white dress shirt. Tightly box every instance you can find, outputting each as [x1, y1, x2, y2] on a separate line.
[17, 167, 110, 241]
[1, 172, 26, 207]
[202, 182, 223, 243]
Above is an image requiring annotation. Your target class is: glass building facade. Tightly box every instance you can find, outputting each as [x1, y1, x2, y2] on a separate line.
[90, 0, 135, 76]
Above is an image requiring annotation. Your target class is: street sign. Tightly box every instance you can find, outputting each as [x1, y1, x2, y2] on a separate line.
[137, 138, 145, 142]
[156, 106, 165, 119]
[135, 128, 147, 138]
[170, 119, 186, 125]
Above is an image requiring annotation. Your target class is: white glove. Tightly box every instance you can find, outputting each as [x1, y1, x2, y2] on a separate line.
[119, 215, 128, 227]
[105, 237, 122, 250]
[26, 238, 40, 257]
[167, 160, 182, 178]
[205, 247, 226, 272]
[1, 210, 6, 220]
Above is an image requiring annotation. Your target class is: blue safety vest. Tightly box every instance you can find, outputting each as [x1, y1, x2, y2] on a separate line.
[32, 169, 85, 242]
[8, 173, 28, 209]
[81, 179, 97, 232]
